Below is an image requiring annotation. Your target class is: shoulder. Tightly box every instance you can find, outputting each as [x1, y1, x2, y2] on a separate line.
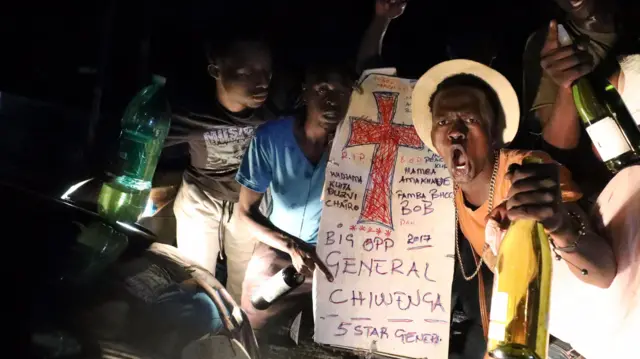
[253, 116, 296, 144]
[256, 116, 294, 132]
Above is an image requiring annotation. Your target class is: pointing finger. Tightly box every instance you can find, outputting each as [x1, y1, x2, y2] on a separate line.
[311, 251, 334, 282]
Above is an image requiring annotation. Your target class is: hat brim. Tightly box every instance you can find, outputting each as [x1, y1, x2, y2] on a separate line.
[411, 59, 520, 153]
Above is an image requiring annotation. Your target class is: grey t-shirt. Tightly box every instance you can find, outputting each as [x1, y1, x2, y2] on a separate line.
[163, 84, 276, 202]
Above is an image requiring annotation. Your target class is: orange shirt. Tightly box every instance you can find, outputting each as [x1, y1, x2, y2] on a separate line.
[455, 149, 583, 257]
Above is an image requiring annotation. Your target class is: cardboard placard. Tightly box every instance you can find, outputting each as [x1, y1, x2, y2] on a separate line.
[314, 73, 456, 359]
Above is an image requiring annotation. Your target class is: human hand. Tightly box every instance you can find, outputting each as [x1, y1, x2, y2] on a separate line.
[540, 20, 594, 89]
[287, 239, 334, 282]
[375, 0, 407, 20]
[504, 161, 568, 233]
[486, 202, 510, 230]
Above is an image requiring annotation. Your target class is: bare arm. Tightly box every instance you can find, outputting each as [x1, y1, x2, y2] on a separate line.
[356, 0, 406, 74]
[538, 88, 582, 149]
[236, 186, 294, 253]
[539, 67, 623, 152]
[236, 186, 334, 281]
[549, 202, 617, 288]
[356, 16, 392, 74]
[537, 20, 593, 149]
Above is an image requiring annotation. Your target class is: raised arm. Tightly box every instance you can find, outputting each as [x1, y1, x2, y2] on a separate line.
[537, 21, 594, 149]
[356, 0, 407, 74]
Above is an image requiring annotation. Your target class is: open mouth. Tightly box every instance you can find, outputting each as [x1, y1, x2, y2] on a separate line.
[251, 92, 268, 102]
[323, 111, 339, 121]
[569, 0, 584, 8]
[450, 145, 470, 177]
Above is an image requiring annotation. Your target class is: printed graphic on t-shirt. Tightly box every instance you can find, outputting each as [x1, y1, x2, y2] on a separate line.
[202, 126, 255, 170]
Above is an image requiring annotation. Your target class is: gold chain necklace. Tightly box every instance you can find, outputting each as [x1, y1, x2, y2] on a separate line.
[454, 150, 500, 281]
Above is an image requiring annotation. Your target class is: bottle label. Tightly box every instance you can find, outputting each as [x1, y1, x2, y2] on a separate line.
[586, 117, 632, 161]
[488, 291, 509, 341]
[488, 322, 506, 341]
[118, 131, 148, 179]
[255, 273, 293, 303]
[489, 291, 508, 322]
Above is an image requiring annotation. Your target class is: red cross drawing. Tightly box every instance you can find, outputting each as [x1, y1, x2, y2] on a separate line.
[345, 92, 424, 229]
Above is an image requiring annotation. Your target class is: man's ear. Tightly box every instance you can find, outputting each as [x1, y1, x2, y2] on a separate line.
[207, 64, 220, 80]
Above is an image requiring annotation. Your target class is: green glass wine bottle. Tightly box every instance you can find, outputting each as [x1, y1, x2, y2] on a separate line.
[558, 24, 640, 173]
[487, 157, 553, 359]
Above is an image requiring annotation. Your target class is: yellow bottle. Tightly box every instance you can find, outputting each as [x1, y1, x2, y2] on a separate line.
[487, 157, 553, 359]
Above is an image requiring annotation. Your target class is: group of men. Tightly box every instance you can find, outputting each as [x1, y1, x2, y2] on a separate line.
[153, 0, 639, 358]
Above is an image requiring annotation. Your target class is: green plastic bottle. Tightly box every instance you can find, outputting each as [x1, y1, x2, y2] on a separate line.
[98, 76, 171, 223]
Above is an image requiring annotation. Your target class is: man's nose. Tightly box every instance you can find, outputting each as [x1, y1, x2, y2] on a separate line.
[448, 131, 466, 141]
[448, 122, 467, 141]
[326, 94, 338, 107]
[255, 71, 270, 89]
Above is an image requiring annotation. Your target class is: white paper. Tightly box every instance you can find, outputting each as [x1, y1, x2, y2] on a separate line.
[314, 73, 456, 359]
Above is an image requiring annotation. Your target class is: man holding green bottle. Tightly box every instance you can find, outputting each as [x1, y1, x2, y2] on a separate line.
[159, 29, 275, 304]
[519, 0, 640, 199]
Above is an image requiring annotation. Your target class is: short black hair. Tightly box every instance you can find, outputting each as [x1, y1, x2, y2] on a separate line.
[305, 58, 357, 87]
[427, 73, 501, 117]
[204, 27, 269, 64]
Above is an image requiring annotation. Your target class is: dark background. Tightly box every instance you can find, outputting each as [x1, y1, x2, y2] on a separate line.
[0, 0, 559, 194]
[1, 0, 559, 101]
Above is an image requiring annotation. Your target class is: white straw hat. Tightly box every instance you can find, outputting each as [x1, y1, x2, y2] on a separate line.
[411, 59, 520, 152]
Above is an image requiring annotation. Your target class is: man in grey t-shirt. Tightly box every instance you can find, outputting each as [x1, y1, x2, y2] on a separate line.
[160, 31, 275, 303]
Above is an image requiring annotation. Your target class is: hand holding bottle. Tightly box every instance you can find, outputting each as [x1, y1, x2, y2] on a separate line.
[540, 20, 594, 89]
[375, 0, 407, 21]
[287, 238, 334, 282]
[504, 161, 569, 234]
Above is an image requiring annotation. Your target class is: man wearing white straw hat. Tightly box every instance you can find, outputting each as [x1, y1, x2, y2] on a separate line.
[411, 59, 618, 355]
[358, 0, 616, 355]
[412, 58, 616, 283]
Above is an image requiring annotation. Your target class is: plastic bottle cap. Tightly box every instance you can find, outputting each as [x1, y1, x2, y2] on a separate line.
[151, 74, 166, 86]
[557, 24, 573, 47]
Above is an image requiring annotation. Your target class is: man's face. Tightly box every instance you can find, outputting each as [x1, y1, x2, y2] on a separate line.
[216, 41, 272, 109]
[553, 0, 598, 20]
[430, 86, 494, 184]
[305, 71, 353, 131]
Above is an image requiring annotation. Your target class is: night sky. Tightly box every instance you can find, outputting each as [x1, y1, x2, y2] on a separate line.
[2, 0, 558, 107]
[0, 0, 559, 193]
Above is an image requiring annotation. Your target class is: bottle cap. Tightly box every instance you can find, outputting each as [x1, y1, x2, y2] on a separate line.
[151, 74, 166, 86]
[557, 24, 573, 47]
